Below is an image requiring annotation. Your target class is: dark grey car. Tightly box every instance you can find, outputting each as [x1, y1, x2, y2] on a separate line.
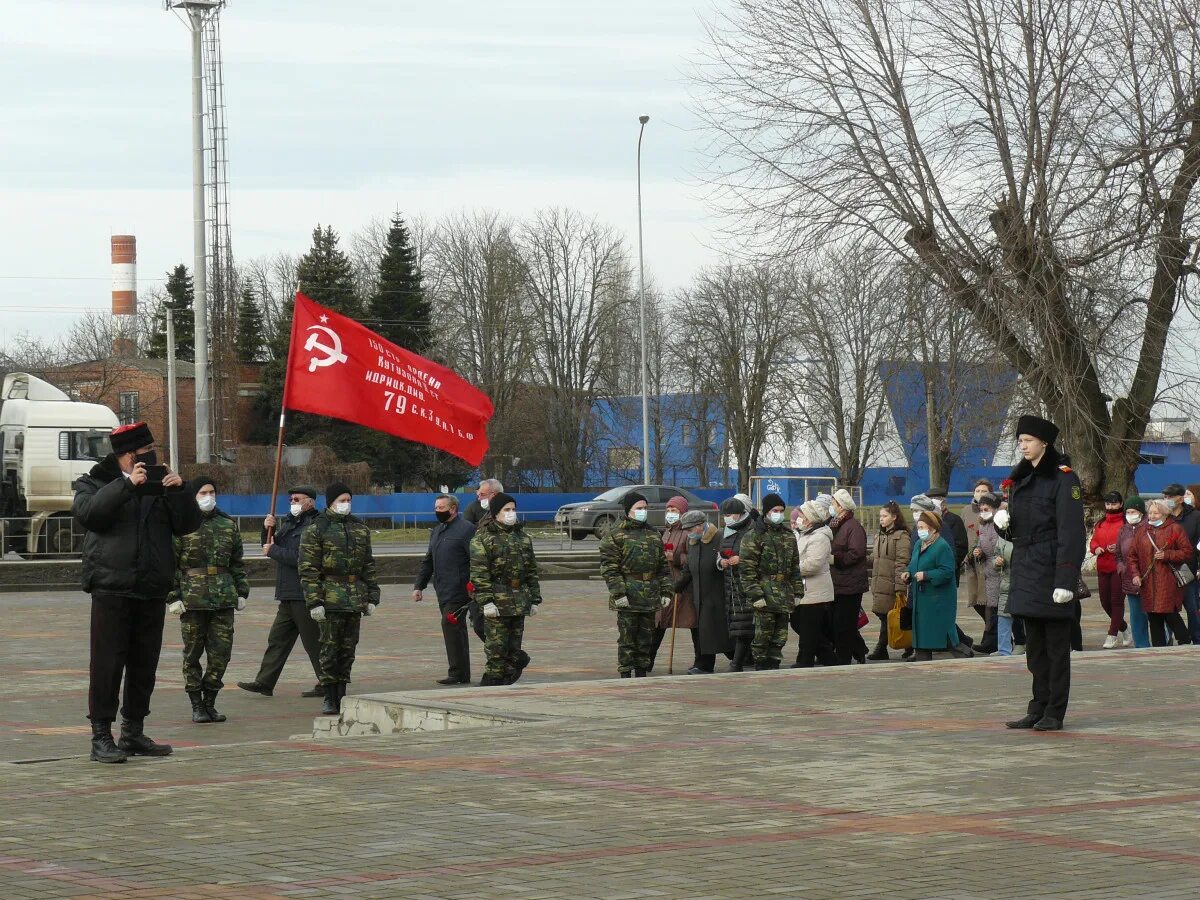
[555, 485, 719, 540]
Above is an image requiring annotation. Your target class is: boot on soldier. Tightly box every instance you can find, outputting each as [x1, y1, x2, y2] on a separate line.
[729, 639, 752, 672]
[320, 684, 338, 715]
[118, 718, 173, 756]
[203, 690, 226, 723]
[189, 690, 213, 723]
[89, 719, 127, 763]
[336, 683, 347, 710]
[478, 673, 505, 686]
[506, 649, 532, 685]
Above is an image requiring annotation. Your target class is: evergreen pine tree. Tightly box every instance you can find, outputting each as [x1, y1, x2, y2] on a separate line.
[235, 288, 266, 363]
[147, 264, 195, 361]
[296, 225, 360, 316]
[366, 213, 431, 352]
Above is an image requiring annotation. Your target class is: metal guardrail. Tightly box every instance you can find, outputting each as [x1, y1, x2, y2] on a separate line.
[0, 516, 87, 559]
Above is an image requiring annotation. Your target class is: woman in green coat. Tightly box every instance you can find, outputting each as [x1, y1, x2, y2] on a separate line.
[902, 511, 974, 662]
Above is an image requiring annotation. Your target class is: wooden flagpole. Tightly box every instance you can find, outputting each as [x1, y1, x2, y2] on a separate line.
[266, 298, 301, 543]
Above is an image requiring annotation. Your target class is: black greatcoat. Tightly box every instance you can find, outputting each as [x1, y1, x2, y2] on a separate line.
[675, 525, 732, 656]
[1007, 445, 1086, 620]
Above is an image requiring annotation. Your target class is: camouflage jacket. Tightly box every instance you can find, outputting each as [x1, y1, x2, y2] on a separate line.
[469, 520, 542, 616]
[740, 520, 805, 612]
[299, 512, 381, 612]
[168, 509, 248, 610]
[598, 518, 672, 612]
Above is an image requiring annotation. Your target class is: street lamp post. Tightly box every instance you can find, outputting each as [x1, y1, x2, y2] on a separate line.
[636, 115, 650, 485]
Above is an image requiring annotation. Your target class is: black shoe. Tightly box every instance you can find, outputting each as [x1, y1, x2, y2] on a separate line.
[300, 685, 322, 698]
[320, 684, 338, 715]
[686, 666, 711, 675]
[729, 662, 744, 672]
[238, 681, 273, 697]
[633, 669, 647, 677]
[89, 719, 127, 764]
[904, 650, 934, 662]
[189, 691, 213, 724]
[902, 648, 915, 659]
[1033, 716, 1063, 731]
[950, 643, 975, 659]
[619, 671, 632, 678]
[436, 676, 470, 686]
[478, 673, 505, 686]
[118, 718, 173, 757]
[202, 690, 227, 723]
[1006, 713, 1041, 729]
[867, 647, 890, 661]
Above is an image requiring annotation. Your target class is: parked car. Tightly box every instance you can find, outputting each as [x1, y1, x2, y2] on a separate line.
[555, 485, 719, 540]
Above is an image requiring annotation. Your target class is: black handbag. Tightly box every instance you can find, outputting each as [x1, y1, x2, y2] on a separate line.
[1073, 575, 1091, 600]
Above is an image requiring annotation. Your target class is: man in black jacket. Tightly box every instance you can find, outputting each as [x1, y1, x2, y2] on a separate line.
[926, 487, 969, 577]
[72, 421, 202, 764]
[414, 494, 477, 685]
[463, 478, 503, 526]
[238, 485, 324, 698]
[1164, 483, 1200, 643]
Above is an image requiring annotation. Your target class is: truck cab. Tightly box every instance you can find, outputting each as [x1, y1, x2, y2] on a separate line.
[0, 372, 119, 555]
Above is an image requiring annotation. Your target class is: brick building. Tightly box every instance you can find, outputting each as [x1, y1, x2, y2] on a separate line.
[43, 359, 264, 466]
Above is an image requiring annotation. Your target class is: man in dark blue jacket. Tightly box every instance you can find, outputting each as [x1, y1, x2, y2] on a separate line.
[238, 485, 324, 698]
[414, 494, 477, 685]
[72, 421, 202, 764]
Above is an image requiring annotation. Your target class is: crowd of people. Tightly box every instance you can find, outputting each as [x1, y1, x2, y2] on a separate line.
[78, 413, 1193, 764]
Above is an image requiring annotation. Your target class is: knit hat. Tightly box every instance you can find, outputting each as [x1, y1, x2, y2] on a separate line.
[799, 500, 827, 525]
[489, 492, 516, 514]
[287, 484, 318, 500]
[109, 421, 154, 455]
[666, 495, 689, 513]
[917, 511, 943, 532]
[813, 493, 833, 515]
[679, 510, 707, 529]
[1016, 414, 1059, 446]
[976, 492, 1000, 509]
[1124, 495, 1146, 514]
[832, 488, 856, 512]
[1102, 490, 1124, 505]
[325, 481, 352, 508]
[191, 473, 217, 493]
[910, 494, 937, 513]
[761, 492, 785, 514]
[733, 493, 753, 511]
[622, 490, 648, 514]
[720, 497, 746, 516]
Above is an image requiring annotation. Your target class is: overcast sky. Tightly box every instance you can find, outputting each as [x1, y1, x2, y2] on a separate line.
[0, 0, 723, 344]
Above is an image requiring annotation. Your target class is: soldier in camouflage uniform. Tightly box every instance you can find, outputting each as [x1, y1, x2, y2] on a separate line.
[300, 482, 380, 715]
[469, 492, 542, 686]
[598, 491, 672, 677]
[167, 475, 248, 723]
[740, 493, 805, 669]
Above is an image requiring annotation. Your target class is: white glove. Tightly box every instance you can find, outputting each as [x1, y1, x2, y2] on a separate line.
[752, 599, 768, 610]
[793, 596, 803, 607]
[168, 600, 184, 616]
[1052, 588, 1074, 604]
[310, 605, 327, 622]
[993, 509, 1010, 530]
[363, 603, 375, 616]
[236, 597, 246, 613]
[614, 596, 630, 609]
[483, 602, 500, 618]
[661, 596, 673, 608]
[528, 604, 539, 617]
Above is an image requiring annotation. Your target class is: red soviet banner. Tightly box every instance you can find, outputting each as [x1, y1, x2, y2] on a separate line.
[282, 292, 494, 466]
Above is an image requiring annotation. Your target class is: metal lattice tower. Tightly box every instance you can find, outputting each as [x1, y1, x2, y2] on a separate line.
[166, 1, 235, 462]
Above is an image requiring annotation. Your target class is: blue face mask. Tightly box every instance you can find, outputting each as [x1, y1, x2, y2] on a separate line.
[1152, 519, 1166, 528]
[916, 528, 931, 541]
[688, 531, 701, 543]
[631, 508, 648, 523]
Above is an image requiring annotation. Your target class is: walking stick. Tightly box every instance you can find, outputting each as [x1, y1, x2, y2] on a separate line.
[668, 591, 679, 674]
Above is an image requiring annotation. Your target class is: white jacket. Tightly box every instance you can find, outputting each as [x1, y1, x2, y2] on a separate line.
[795, 525, 835, 605]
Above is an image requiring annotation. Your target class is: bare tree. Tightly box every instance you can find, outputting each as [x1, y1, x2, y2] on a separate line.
[699, 0, 1200, 497]
[239, 252, 300, 349]
[677, 263, 798, 491]
[520, 208, 632, 489]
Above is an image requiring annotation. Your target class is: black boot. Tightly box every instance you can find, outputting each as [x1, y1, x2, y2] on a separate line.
[867, 631, 889, 660]
[203, 690, 227, 723]
[89, 719, 127, 764]
[633, 669, 647, 677]
[478, 673, 505, 686]
[507, 650, 531, 684]
[335, 683, 347, 711]
[189, 691, 213, 724]
[619, 671, 632, 678]
[118, 718, 172, 757]
[949, 643, 975, 659]
[730, 640, 751, 672]
[320, 684, 338, 715]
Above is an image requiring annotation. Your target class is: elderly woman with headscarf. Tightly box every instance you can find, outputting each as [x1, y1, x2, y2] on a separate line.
[648, 495, 700, 672]
[673, 509, 730, 673]
[790, 500, 838, 667]
[901, 511, 973, 661]
[717, 497, 756, 671]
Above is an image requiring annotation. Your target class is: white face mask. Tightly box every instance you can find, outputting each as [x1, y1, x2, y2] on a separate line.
[333, 501, 351, 516]
[1126, 512, 1142, 524]
[290, 502, 303, 517]
[916, 527, 931, 541]
[197, 495, 216, 512]
[979, 511, 993, 521]
[664, 511, 680, 525]
[479, 497, 490, 510]
[724, 515, 742, 527]
[499, 509, 518, 526]
[768, 511, 785, 524]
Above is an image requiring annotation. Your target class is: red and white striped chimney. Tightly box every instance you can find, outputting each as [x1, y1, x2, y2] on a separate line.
[111, 235, 136, 316]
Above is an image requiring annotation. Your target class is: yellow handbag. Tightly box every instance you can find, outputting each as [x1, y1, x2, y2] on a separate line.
[887, 591, 912, 650]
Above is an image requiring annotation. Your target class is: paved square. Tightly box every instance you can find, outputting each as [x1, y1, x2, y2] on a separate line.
[3, 582, 1199, 897]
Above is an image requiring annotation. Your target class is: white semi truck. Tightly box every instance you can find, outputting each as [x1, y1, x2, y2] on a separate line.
[0, 372, 119, 556]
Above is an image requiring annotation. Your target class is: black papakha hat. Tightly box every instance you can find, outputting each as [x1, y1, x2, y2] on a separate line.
[109, 422, 154, 455]
[1015, 414, 1059, 446]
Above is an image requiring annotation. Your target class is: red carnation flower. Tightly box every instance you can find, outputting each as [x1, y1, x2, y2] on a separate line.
[446, 612, 459, 626]
[466, 581, 475, 594]
[721, 549, 734, 558]
[664, 543, 675, 552]
[1001, 478, 1014, 491]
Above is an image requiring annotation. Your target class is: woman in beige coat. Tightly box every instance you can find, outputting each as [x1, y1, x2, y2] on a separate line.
[869, 501, 911, 660]
[790, 500, 837, 667]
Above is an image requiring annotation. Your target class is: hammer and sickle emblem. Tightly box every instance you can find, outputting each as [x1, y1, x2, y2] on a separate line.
[304, 325, 349, 373]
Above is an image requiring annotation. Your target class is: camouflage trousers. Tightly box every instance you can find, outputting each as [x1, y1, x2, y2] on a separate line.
[180, 608, 236, 692]
[483, 615, 527, 681]
[318, 611, 362, 685]
[616, 610, 656, 675]
[752, 609, 790, 667]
